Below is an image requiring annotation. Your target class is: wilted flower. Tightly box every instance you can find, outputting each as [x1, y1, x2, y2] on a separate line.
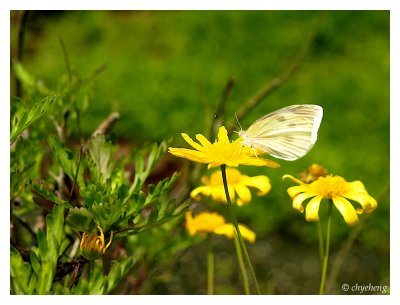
[191, 168, 271, 206]
[80, 226, 113, 260]
[299, 163, 328, 183]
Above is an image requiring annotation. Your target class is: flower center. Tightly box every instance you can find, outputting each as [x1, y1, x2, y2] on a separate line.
[312, 175, 349, 198]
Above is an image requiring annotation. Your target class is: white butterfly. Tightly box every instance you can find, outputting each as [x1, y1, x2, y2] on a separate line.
[238, 104, 323, 161]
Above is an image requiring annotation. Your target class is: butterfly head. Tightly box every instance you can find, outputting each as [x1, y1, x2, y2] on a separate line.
[238, 130, 252, 147]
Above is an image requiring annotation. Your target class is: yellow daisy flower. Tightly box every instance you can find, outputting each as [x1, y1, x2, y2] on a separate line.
[168, 126, 280, 169]
[190, 168, 271, 206]
[185, 211, 226, 236]
[185, 211, 256, 243]
[80, 226, 113, 260]
[214, 224, 256, 243]
[283, 174, 377, 226]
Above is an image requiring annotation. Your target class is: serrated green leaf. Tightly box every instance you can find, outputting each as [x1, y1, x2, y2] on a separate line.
[48, 135, 78, 181]
[66, 207, 96, 232]
[103, 257, 135, 294]
[10, 95, 58, 142]
[88, 135, 114, 182]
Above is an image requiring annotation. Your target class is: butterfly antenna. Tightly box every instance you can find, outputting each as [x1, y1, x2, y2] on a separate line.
[219, 118, 239, 133]
[235, 112, 243, 131]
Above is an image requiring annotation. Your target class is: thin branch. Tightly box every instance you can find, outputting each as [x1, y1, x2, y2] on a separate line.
[69, 144, 83, 201]
[82, 111, 120, 153]
[91, 111, 121, 138]
[227, 21, 320, 134]
[59, 37, 73, 82]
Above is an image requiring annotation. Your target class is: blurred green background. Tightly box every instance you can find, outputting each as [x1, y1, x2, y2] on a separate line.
[10, 11, 389, 294]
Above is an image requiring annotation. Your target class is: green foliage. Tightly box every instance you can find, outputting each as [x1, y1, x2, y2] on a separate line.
[10, 95, 58, 143]
[10, 57, 190, 294]
[11, 204, 66, 294]
[53, 257, 135, 294]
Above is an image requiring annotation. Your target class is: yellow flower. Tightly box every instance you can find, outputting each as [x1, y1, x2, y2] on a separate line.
[185, 211, 256, 243]
[80, 226, 113, 260]
[283, 174, 377, 226]
[168, 126, 280, 169]
[185, 211, 225, 235]
[214, 224, 256, 243]
[190, 168, 271, 206]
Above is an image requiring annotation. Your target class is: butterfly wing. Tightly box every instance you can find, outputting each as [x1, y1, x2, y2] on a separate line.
[243, 104, 323, 161]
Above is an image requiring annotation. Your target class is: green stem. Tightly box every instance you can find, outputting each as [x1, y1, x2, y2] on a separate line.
[234, 234, 250, 295]
[317, 220, 325, 267]
[207, 234, 214, 295]
[220, 165, 261, 294]
[319, 200, 333, 295]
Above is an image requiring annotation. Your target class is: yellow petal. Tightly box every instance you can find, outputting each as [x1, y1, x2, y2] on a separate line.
[185, 211, 226, 235]
[234, 184, 252, 204]
[343, 191, 378, 213]
[292, 192, 316, 213]
[168, 148, 209, 163]
[332, 196, 359, 226]
[305, 195, 323, 222]
[190, 186, 211, 200]
[217, 126, 230, 143]
[196, 134, 213, 148]
[236, 156, 280, 168]
[282, 174, 305, 185]
[241, 175, 271, 196]
[287, 185, 311, 199]
[181, 133, 205, 151]
[214, 224, 256, 243]
[347, 180, 366, 192]
[211, 185, 234, 203]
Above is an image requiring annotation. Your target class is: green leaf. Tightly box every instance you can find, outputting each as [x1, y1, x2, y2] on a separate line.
[10, 95, 58, 142]
[37, 229, 48, 257]
[47, 135, 80, 182]
[34, 204, 65, 294]
[31, 183, 70, 210]
[88, 135, 114, 182]
[30, 251, 41, 277]
[10, 246, 37, 294]
[66, 207, 96, 233]
[103, 257, 135, 294]
[147, 206, 159, 225]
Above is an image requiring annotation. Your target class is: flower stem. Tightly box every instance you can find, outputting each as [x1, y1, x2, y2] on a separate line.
[207, 234, 214, 295]
[220, 165, 261, 294]
[319, 200, 333, 295]
[234, 234, 250, 295]
[317, 221, 324, 267]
